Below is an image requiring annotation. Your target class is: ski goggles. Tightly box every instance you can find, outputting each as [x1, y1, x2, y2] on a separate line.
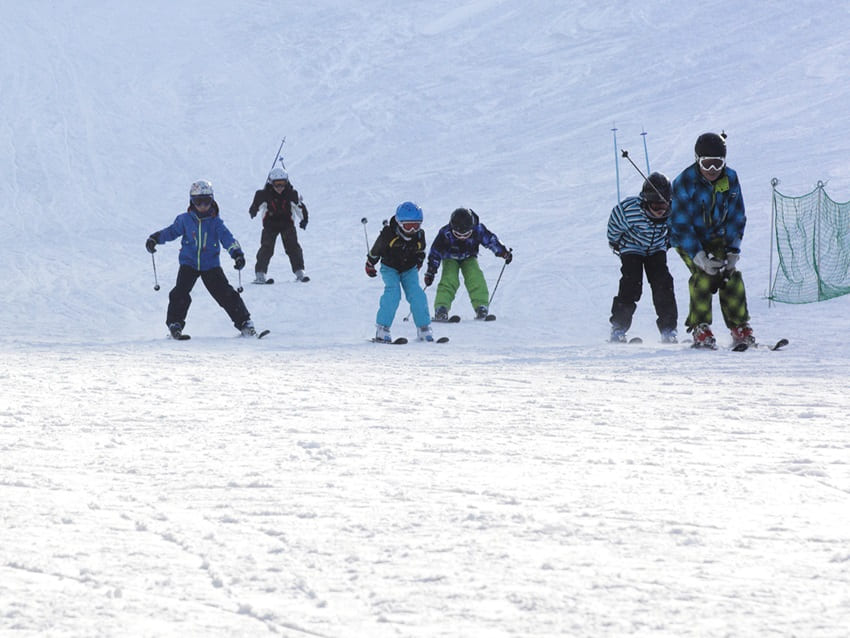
[399, 221, 421, 232]
[271, 180, 288, 189]
[647, 200, 669, 216]
[452, 228, 473, 240]
[698, 156, 726, 171]
[191, 195, 213, 207]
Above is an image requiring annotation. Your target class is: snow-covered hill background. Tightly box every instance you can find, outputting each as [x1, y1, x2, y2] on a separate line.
[2, 2, 849, 636]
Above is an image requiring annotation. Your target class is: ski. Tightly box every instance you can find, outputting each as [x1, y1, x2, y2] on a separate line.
[733, 337, 789, 352]
[253, 279, 274, 285]
[475, 314, 496, 322]
[257, 329, 270, 339]
[170, 333, 191, 341]
[370, 337, 408, 345]
[608, 336, 643, 344]
[434, 336, 450, 343]
[691, 342, 718, 350]
[433, 315, 461, 323]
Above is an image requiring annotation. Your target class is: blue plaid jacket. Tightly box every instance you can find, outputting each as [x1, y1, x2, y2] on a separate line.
[669, 164, 746, 258]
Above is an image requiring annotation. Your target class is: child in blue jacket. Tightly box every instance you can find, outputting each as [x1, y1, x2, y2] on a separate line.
[424, 208, 511, 320]
[145, 180, 256, 339]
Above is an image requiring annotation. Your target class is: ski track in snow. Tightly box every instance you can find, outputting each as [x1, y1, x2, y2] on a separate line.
[2, 344, 849, 637]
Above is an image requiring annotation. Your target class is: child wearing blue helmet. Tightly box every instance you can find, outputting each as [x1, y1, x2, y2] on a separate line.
[365, 202, 434, 342]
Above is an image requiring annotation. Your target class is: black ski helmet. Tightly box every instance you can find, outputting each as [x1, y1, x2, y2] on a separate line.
[694, 132, 727, 157]
[641, 172, 671, 204]
[450, 208, 474, 236]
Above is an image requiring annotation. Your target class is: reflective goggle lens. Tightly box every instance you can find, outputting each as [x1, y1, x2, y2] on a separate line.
[401, 221, 420, 232]
[698, 156, 726, 171]
[648, 201, 669, 216]
[452, 229, 472, 239]
[191, 195, 213, 207]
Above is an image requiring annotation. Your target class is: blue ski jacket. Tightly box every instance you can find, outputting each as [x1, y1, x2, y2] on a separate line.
[426, 212, 507, 273]
[669, 164, 746, 258]
[607, 196, 670, 256]
[154, 203, 242, 271]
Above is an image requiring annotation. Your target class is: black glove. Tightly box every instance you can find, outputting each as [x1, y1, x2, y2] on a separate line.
[145, 233, 159, 254]
[424, 271, 435, 286]
[299, 218, 308, 230]
[609, 242, 620, 255]
[249, 209, 257, 219]
[502, 249, 513, 264]
[365, 261, 377, 278]
[233, 250, 246, 270]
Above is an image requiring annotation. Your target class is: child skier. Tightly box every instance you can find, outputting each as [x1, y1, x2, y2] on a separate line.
[145, 179, 257, 339]
[248, 167, 310, 283]
[423, 208, 512, 321]
[606, 172, 678, 343]
[364, 202, 434, 342]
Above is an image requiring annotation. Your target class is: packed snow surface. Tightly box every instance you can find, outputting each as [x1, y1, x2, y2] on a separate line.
[1, 2, 849, 636]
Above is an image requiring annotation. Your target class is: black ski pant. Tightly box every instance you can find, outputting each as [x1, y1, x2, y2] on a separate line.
[166, 265, 250, 330]
[610, 251, 678, 334]
[255, 223, 304, 274]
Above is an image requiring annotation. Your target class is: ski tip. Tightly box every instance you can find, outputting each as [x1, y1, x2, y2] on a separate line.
[628, 337, 643, 344]
[436, 336, 450, 343]
[770, 338, 789, 350]
[257, 329, 271, 339]
[484, 314, 496, 321]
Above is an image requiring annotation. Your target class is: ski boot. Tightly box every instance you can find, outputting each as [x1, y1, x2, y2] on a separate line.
[239, 319, 257, 337]
[417, 325, 435, 342]
[295, 269, 310, 283]
[730, 323, 755, 348]
[475, 305, 489, 320]
[691, 323, 716, 349]
[609, 327, 627, 343]
[660, 328, 678, 344]
[375, 324, 392, 343]
[254, 271, 266, 284]
[168, 323, 184, 339]
[434, 306, 449, 322]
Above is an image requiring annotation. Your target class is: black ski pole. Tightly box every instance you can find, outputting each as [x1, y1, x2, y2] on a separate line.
[361, 217, 370, 251]
[269, 137, 286, 174]
[488, 249, 511, 307]
[621, 149, 668, 202]
[151, 253, 160, 291]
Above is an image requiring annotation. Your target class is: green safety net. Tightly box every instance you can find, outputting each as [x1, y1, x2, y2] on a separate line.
[770, 180, 850, 303]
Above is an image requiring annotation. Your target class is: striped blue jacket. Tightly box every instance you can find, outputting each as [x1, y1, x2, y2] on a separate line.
[669, 164, 746, 258]
[607, 196, 669, 256]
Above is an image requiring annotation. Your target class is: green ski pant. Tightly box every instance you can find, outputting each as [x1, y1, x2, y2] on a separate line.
[434, 258, 489, 311]
[676, 245, 750, 331]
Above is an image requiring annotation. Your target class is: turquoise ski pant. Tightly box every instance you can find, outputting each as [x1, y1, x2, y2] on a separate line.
[376, 264, 430, 328]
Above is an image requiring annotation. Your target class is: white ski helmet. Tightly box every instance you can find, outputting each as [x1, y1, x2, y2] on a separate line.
[189, 179, 214, 197]
[268, 167, 289, 183]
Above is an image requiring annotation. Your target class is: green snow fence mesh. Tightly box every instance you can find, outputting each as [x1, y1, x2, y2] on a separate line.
[770, 179, 850, 304]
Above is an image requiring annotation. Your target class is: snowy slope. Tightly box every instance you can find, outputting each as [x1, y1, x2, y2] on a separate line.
[1, 1, 849, 636]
